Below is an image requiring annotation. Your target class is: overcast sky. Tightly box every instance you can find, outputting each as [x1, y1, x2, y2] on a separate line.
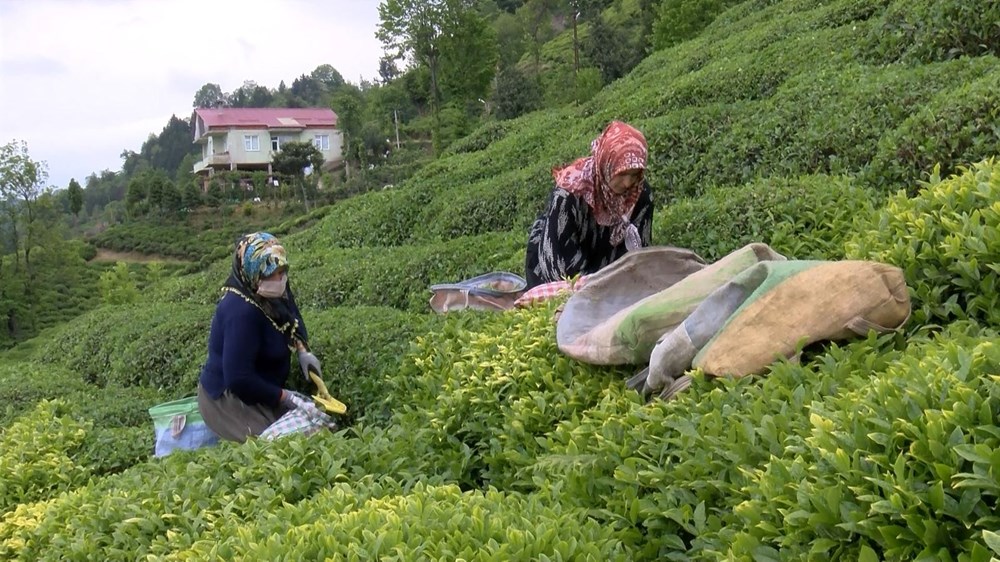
[0, 0, 384, 189]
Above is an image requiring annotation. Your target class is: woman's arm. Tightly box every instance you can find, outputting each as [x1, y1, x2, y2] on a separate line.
[530, 189, 586, 285]
[221, 304, 284, 406]
[632, 182, 654, 246]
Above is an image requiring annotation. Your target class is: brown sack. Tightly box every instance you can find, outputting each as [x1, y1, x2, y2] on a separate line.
[693, 260, 911, 378]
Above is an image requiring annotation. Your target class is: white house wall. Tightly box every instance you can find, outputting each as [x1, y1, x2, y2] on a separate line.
[226, 128, 272, 165]
[306, 128, 345, 167]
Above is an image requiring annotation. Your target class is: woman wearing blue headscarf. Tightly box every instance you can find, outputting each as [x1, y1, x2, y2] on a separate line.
[197, 232, 321, 442]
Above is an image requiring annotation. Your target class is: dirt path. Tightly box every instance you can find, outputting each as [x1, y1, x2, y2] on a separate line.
[91, 248, 192, 264]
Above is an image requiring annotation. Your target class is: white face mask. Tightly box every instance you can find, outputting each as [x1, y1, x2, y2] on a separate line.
[256, 273, 287, 298]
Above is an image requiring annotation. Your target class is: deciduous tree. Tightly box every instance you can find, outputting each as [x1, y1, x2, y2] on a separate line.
[0, 140, 48, 276]
[311, 64, 346, 92]
[227, 80, 274, 108]
[378, 0, 486, 154]
[193, 83, 226, 108]
[518, 0, 560, 81]
[439, 8, 499, 103]
[272, 141, 324, 211]
[332, 86, 365, 178]
[493, 66, 542, 119]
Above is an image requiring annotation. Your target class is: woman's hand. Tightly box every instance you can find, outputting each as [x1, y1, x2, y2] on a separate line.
[298, 349, 322, 380]
[281, 390, 323, 418]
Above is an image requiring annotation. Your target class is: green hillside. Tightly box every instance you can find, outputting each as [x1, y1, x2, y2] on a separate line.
[3, 0, 1000, 559]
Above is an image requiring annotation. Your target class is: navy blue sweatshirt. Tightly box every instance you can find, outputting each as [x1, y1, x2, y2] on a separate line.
[199, 291, 307, 407]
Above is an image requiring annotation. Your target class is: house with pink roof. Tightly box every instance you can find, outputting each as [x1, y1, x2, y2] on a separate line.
[191, 107, 343, 182]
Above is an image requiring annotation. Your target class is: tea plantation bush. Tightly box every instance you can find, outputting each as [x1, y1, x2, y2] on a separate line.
[296, 306, 436, 426]
[865, 67, 1000, 192]
[8, 298, 995, 559]
[0, 401, 91, 515]
[654, 174, 876, 261]
[151, 230, 525, 313]
[384, 302, 630, 490]
[168, 482, 630, 561]
[848, 159, 1000, 328]
[861, 0, 1000, 64]
[288, 231, 525, 312]
[0, 398, 152, 517]
[40, 303, 212, 391]
[512, 323, 1000, 560]
[91, 222, 238, 261]
[0, 361, 164, 430]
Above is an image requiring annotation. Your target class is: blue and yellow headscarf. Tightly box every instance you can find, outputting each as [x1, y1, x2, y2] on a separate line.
[232, 232, 288, 292]
[223, 232, 307, 349]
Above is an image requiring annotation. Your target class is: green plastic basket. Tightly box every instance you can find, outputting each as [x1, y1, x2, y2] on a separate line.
[148, 396, 203, 431]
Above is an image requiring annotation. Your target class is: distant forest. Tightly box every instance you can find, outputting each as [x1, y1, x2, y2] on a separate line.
[64, 0, 728, 226]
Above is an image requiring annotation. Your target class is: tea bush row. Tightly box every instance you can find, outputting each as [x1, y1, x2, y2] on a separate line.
[0, 360, 163, 468]
[39, 303, 212, 392]
[287, 0, 999, 248]
[0, 400, 91, 515]
[0, 420, 480, 560]
[35, 301, 437, 423]
[864, 67, 1000, 193]
[91, 222, 246, 261]
[384, 302, 628, 490]
[5, 289, 1000, 559]
[285, 231, 526, 312]
[162, 482, 629, 561]
[171, 232, 511, 313]
[292, 306, 436, 426]
[0, 361, 160, 427]
[506, 323, 1000, 560]
[848, 159, 1000, 328]
[654, 173, 876, 262]
[860, 0, 1000, 64]
[725, 324, 1000, 560]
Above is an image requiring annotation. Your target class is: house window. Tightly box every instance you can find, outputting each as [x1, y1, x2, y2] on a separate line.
[244, 135, 260, 152]
[271, 135, 280, 151]
[313, 134, 330, 151]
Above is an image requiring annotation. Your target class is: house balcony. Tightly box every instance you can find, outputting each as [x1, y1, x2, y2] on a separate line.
[193, 152, 232, 174]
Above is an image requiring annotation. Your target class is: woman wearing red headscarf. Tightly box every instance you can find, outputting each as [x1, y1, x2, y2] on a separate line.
[525, 120, 653, 288]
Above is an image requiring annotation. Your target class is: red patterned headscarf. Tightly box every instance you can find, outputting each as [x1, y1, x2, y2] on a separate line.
[552, 121, 648, 246]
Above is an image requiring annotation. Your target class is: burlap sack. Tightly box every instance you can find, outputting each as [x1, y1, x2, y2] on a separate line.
[556, 243, 785, 365]
[693, 260, 911, 377]
[636, 259, 911, 398]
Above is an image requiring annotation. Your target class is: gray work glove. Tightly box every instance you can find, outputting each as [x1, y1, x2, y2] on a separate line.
[297, 350, 322, 381]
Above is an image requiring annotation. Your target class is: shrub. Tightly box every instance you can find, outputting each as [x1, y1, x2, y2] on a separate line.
[518, 324, 1000, 559]
[862, 0, 1000, 64]
[40, 303, 211, 392]
[655, 174, 876, 261]
[0, 363, 89, 426]
[296, 306, 432, 426]
[385, 302, 630, 490]
[172, 483, 630, 561]
[290, 231, 526, 312]
[98, 262, 139, 305]
[847, 158, 1000, 328]
[0, 400, 91, 514]
[296, 186, 435, 249]
[864, 67, 1000, 193]
[444, 120, 511, 156]
[726, 325, 1000, 559]
[408, 167, 553, 241]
